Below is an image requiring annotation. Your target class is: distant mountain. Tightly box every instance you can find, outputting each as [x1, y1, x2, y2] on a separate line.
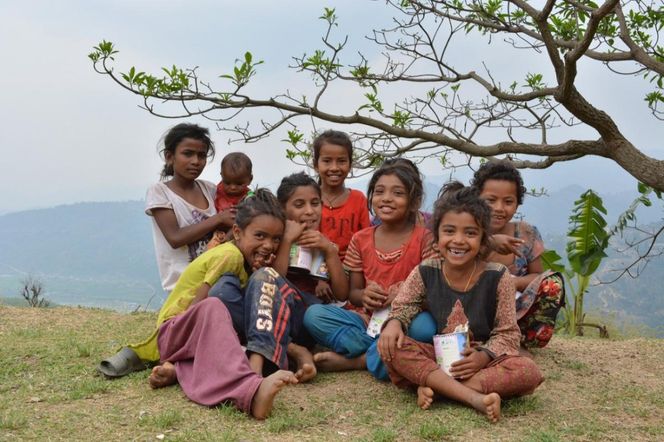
[0, 198, 662, 335]
[0, 201, 164, 311]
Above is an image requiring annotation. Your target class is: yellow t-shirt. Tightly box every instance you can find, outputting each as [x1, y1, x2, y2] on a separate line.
[129, 242, 249, 362]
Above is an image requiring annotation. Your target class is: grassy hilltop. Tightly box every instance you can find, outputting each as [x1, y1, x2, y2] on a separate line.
[1, 305, 662, 441]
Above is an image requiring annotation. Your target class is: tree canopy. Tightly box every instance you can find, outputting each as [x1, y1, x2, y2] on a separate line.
[90, 0, 664, 191]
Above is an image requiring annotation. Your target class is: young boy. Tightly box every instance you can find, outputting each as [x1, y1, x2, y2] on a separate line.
[208, 152, 253, 249]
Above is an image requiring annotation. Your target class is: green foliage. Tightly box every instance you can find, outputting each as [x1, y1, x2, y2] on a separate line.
[543, 189, 610, 335]
[391, 109, 411, 128]
[566, 189, 609, 276]
[302, 50, 341, 74]
[544, 183, 662, 336]
[220, 52, 263, 88]
[359, 85, 384, 113]
[88, 3, 664, 190]
[524, 72, 545, 91]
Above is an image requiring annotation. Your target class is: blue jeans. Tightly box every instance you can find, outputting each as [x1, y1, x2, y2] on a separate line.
[303, 304, 375, 358]
[366, 311, 437, 380]
[303, 304, 437, 380]
[209, 270, 320, 373]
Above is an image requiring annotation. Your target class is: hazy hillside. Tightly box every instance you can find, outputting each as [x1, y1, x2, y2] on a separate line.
[0, 192, 662, 334]
[0, 201, 164, 311]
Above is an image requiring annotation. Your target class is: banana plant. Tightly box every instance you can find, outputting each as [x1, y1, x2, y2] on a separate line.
[542, 183, 661, 336]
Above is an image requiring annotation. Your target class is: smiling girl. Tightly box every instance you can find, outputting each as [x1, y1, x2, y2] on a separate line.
[471, 161, 564, 348]
[102, 190, 298, 418]
[313, 130, 371, 261]
[379, 182, 543, 423]
[304, 160, 436, 376]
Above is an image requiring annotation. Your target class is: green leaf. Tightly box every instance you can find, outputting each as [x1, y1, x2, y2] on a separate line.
[541, 249, 566, 274]
[565, 189, 609, 276]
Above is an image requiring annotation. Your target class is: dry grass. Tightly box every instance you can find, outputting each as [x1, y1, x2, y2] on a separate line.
[1, 305, 662, 441]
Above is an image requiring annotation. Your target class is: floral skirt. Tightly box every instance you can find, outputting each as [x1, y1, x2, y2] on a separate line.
[515, 271, 565, 348]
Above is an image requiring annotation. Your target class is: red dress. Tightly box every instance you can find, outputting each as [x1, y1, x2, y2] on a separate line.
[343, 225, 437, 322]
[320, 189, 371, 261]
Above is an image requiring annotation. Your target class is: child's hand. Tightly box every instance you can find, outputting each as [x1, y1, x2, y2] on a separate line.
[206, 230, 226, 250]
[315, 280, 334, 303]
[216, 207, 237, 228]
[383, 286, 400, 308]
[251, 252, 276, 272]
[448, 348, 491, 380]
[378, 320, 404, 362]
[296, 230, 335, 255]
[362, 283, 387, 311]
[284, 220, 306, 245]
[491, 234, 524, 256]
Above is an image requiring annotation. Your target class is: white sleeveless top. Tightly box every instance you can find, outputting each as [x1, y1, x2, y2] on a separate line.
[145, 180, 217, 291]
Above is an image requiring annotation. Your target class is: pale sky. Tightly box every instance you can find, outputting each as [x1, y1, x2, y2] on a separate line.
[1, 0, 663, 214]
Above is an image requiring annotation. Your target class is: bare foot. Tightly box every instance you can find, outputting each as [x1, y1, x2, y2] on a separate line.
[250, 370, 298, 420]
[148, 362, 177, 389]
[287, 343, 317, 383]
[313, 352, 365, 372]
[477, 393, 501, 423]
[417, 386, 434, 410]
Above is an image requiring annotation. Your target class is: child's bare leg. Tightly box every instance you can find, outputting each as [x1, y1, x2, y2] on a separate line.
[313, 352, 366, 372]
[287, 343, 317, 382]
[248, 352, 265, 376]
[250, 370, 298, 420]
[424, 369, 501, 423]
[148, 361, 177, 389]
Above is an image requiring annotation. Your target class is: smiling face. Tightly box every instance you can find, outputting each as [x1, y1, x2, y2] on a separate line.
[479, 179, 519, 233]
[283, 185, 322, 230]
[314, 143, 351, 189]
[437, 210, 483, 270]
[371, 173, 410, 225]
[232, 214, 284, 269]
[166, 138, 208, 181]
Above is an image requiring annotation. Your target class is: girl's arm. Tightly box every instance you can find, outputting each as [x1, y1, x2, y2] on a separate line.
[190, 282, 211, 306]
[387, 266, 427, 331]
[512, 256, 543, 292]
[152, 208, 234, 249]
[378, 266, 427, 361]
[348, 272, 386, 309]
[348, 271, 367, 307]
[483, 270, 521, 357]
[272, 220, 306, 276]
[512, 222, 546, 291]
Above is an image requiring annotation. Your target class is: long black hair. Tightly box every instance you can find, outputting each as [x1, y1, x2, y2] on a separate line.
[366, 159, 423, 224]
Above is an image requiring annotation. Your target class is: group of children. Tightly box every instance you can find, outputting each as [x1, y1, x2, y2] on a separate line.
[98, 123, 564, 423]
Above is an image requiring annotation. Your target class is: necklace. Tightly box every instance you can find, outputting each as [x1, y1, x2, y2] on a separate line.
[324, 188, 348, 209]
[442, 260, 477, 292]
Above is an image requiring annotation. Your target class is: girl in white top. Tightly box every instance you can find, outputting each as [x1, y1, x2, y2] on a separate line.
[147, 123, 235, 292]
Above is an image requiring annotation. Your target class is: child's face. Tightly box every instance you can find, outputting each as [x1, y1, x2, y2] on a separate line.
[221, 165, 252, 197]
[167, 138, 208, 180]
[284, 185, 322, 230]
[232, 214, 284, 269]
[315, 143, 351, 189]
[437, 211, 482, 269]
[479, 179, 518, 233]
[371, 173, 410, 224]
